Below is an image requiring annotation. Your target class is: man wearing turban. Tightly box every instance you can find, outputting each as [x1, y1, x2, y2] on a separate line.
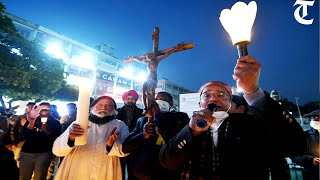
[117, 90, 143, 179]
[117, 90, 143, 132]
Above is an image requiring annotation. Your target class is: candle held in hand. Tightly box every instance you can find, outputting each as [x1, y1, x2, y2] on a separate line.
[75, 79, 91, 146]
[41, 117, 47, 124]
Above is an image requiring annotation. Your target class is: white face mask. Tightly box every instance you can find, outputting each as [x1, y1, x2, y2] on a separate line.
[212, 111, 229, 122]
[209, 102, 231, 122]
[310, 120, 320, 131]
[156, 100, 170, 112]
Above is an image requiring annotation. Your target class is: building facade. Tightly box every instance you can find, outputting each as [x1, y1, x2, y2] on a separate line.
[8, 13, 193, 109]
[156, 79, 193, 110]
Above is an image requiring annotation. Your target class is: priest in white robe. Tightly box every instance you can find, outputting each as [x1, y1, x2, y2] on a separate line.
[53, 96, 130, 180]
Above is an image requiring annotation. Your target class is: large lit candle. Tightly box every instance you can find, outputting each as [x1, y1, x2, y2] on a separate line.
[75, 78, 91, 146]
[219, 1, 257, 58]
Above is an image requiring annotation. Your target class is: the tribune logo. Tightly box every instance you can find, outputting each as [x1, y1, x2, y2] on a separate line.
[293, 0, 315, 25]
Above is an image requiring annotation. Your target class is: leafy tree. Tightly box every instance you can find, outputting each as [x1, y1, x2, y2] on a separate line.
[0, 2, 78, 112]
[0, 2, 19, 36]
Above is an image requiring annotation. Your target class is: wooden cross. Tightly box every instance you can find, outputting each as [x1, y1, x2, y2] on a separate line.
[124, 27, 194, 118]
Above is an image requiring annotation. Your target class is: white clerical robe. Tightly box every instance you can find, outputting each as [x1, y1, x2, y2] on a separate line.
[53, 119, 129, 180]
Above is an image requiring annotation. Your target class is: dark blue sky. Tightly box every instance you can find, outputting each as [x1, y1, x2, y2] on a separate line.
[2, 0, 319, 105]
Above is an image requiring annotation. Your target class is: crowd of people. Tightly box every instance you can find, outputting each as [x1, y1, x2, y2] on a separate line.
[0, 55, 318, 180]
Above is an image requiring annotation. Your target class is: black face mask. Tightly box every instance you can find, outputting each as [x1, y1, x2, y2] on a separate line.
[89, 114, 116, 124]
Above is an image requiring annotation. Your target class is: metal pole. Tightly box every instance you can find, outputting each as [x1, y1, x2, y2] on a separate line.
[295, 97, 304, 125]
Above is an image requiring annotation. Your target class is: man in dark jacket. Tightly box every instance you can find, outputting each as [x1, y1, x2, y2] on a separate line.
[159, 56, 306, 180]
[122, 92, 189, 180]
[292, 110, 320, 180]
[117, 90, 144, 179]
[117, 90, 144, 132]
[3, 102, 35, 168]
[19, 102, 61, 180]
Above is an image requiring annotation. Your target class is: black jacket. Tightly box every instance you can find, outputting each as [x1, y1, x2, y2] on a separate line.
[159, 94, 306, 180]
[3, 116, 26, 146]
[117, 105, 143, 132]
[292, 128, 319, 180]
[0, 145, 19, 180]
[122, 111, 189, 180]
[21, 116, 61, 153]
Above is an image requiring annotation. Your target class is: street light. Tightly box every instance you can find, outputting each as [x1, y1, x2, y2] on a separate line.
[135, 72, 147, 82]
[71, 53, 96, 70]
[219, 1, 257, 58]
[45, 42, 66, 59]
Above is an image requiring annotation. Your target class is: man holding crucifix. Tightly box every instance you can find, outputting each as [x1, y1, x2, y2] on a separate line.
[122, 27, 193, 179]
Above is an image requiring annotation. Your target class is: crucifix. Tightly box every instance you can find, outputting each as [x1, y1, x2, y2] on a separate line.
[124, 27, 194, 118]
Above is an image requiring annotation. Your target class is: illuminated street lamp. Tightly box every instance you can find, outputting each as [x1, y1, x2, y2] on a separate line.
[219, 1, 257, 58]
[70, 53, 96, 70]
[135, 72, 147, 82]
[45, 42, 66, 59]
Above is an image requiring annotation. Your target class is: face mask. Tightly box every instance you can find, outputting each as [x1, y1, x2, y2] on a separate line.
[156, 100, 170, 112]
[310, 120, 320, 131]
[209, 102, 230, 122]
[212, 111, 229, 122]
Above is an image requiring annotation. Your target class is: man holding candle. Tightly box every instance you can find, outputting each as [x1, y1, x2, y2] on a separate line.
[159, 56, 306, 180]
[19, 102, 61, 180]
[53, 96, 130, 180]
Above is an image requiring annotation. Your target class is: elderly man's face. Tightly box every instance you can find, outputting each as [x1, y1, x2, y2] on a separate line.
[93, 99, 115, 117]
[199, 85, 231, 111]
[124, 95, 136, 107]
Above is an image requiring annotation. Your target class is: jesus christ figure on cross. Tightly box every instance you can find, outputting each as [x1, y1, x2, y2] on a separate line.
[124, 27, 194, 118]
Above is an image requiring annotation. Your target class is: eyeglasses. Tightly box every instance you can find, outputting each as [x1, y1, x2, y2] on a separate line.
[311, 116, 319, 120]
[201, 91, 229, 100]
